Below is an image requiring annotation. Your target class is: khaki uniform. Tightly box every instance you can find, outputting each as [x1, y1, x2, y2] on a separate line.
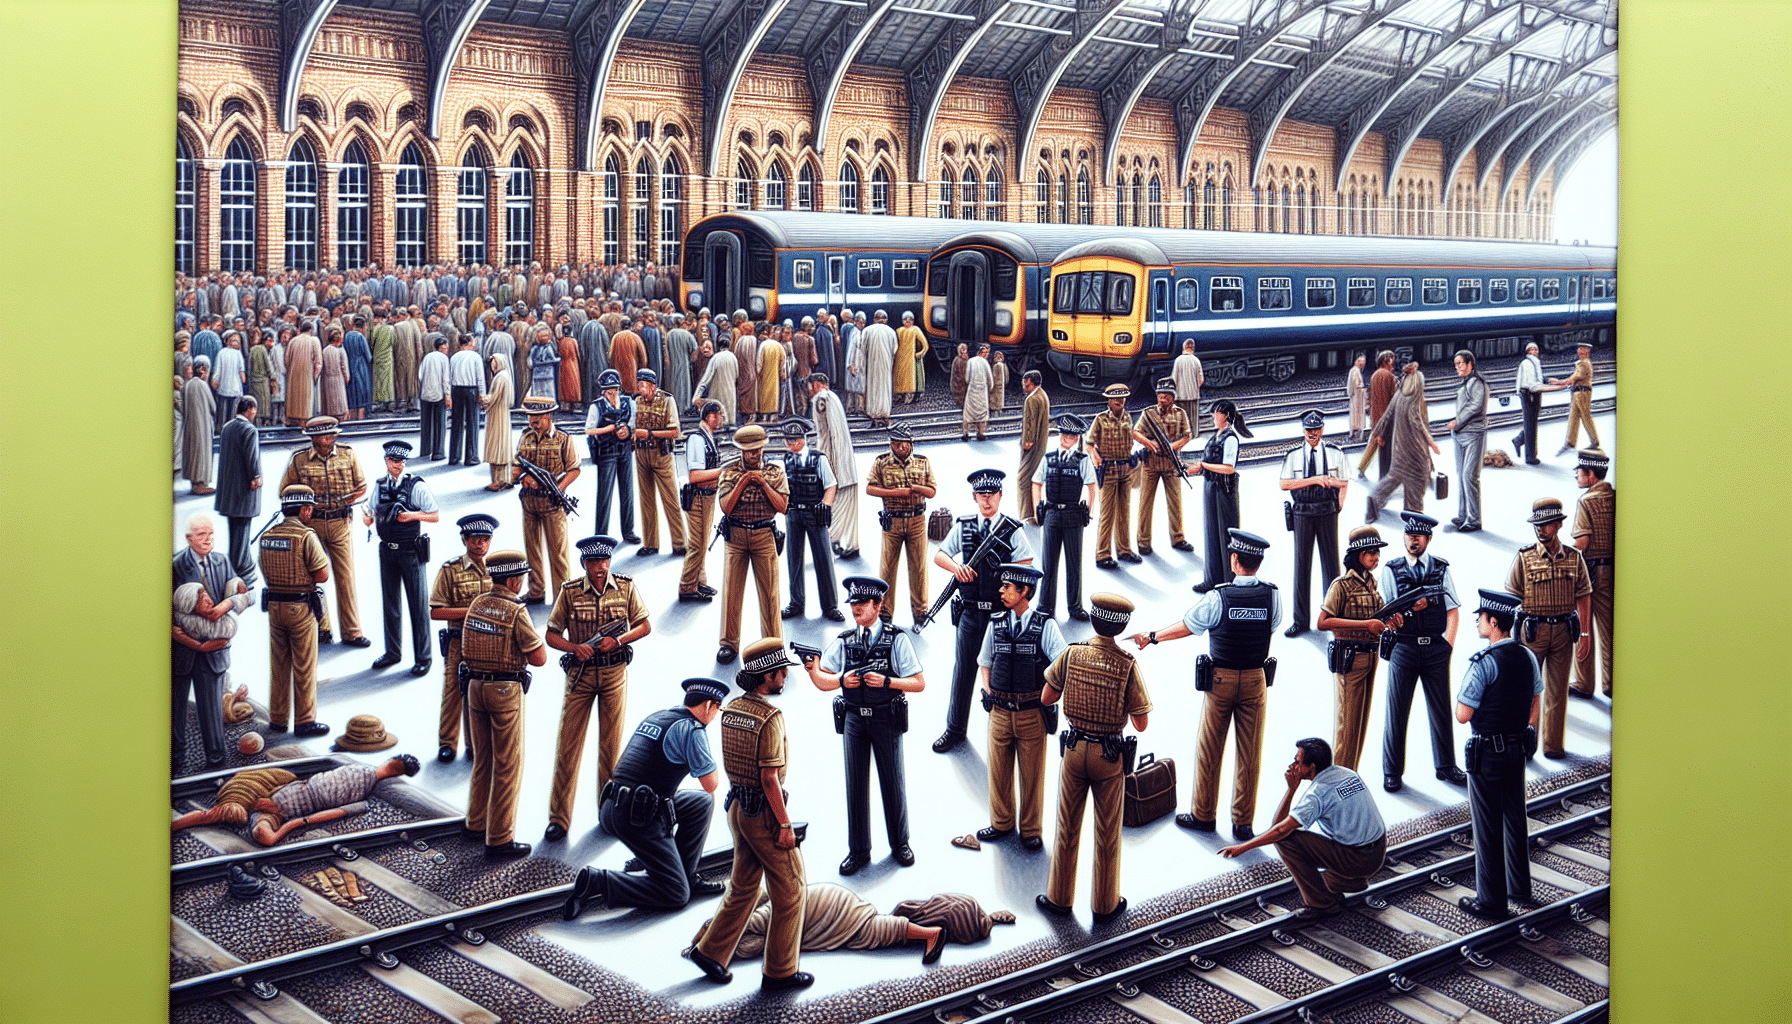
[1562, 357, 1599, 450]
[634, 394, 685, 550]
[545, 572, 648, 830]
[279, 444, 366, 639]
[258, 516, 330, 729]
[718, 460, 789, 649]
[1506, 542, 1592, 754]
[1088, 410, 1136, 560]
[989, 705, 1048, 839]
[868, 451, 935, 621]
[1134, 405, 1191, 550]
[1016, 387, 1051, 523]
[461, 590, 544, 845]
[1192, 667, 1268, 828]
[694, 692, 807, 978]
[516, 427, 579, 600]
[1044, 638, 1150, 915]
[1572, 481, 1615, 697]
[1320, 570, 1383, 772]
[428, 555, 492, 754]
[681, 428, 720, 593]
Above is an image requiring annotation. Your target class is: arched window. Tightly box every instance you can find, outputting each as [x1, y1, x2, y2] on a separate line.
[1148, 175, 1162, 228]
[1347, 187, 1358, 236]
[838, 162, 859, 213]
[1294, 184, 1306, 234]
[633, 157, 653, 262]
[458, 143, 488, 264]
[660, 154, 683, 266]
[602, 155, 620, 263]
[870, 165, 890, 214]
[765, 161, 787, 210]
[1202, 178, 1216, 230]
[985, 165, 1002, 221]
[1369, 191, 1378, 234]
[1131, 173, 1144, 229]
[1076, 167, 1091, 224]
[960, 167, 977, 220]
[505, 151, 534, 266]
[1057, 173, 1069, 224]
[1115, 181, 1127, 227]
[336, 140, 369, 268]
[175, 136, 196, 274]
[940, 167, 956, 219]
[797, 162, 816, 211]
[1265, 185, 1276, 233]
[734, 155, 755, 210]
[219, 135, 257, 272]
[1220, 177, 1233, 231]
[394, 142, 429, 267]
[284, 138, 319, 270]
[1185, 181, 1196, 229]
[1036, 169, 1051, 222]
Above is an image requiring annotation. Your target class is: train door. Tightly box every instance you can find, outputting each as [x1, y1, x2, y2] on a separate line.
[1576, 274, 1591, 323]
[826, 255, 846, 312]
[1145, 276, 1170, 358]
[947, 250, 991, 347]
[703, 231, 743, 317]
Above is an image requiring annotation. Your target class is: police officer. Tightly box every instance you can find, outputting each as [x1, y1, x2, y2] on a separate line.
[716, 425, 790, 663]
[1033, 413, 1096, 621]
[1279, 409, 1347, 636]
[800, 576, 926, 874]
[687, 636, 813, 992]
[1454, 589, 1543, 920]
[632, 368, 684, 555]
[1548, 342, 1600, 454]
[584, 368, 639, 542]
[1571, 449, 1614, 699]
[779, 418, 844, 621]
[542, 535, 652, 841]
[364, 440, 440, 675]
[1136, 529, 1280, 840]
[679, 399, 725, 602]
[459, 549, 548, 858]
[1037, 593, 1151, 922]
[1134, 377, 1195, 556]
[1086, 383, 1139, 568]
[515, 395, 582, 602]
[279, 416, 369, 646]
[429, 513, 494, 762]
[562, 677, 731, 916]
[865, 423, 937, 630]
[1191, 401, 1252, 592]
[1378, 512, 1467, 791]
[977, 563, 1065, 851]
[1505, 498, 1592, 759]
[1316, 527, 1394, 773]
[932, 469, 1034, 753]
[259, 484, 332, 737]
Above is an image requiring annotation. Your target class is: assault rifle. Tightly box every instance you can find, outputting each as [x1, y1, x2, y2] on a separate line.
[916, 517, 1015, 630]
[559, 618, 630, 673]
[1370, 584, 1446, 624]
[515, 456, 580, 517]
[1142, 409, 1195, 490]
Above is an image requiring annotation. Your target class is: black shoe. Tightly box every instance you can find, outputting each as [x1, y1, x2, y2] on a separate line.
[698, 584, 718, 597]
[762, 971, 815, 992]
[1019, 835, 1044, 852]
[1191, 582, 1215, 594]
[921, 930, 947, 965]
[1457, 524, 1482, 533]
[1384, 774, 1403, 792]
[410, 661, 432, 677]
[1450, 517, 1465, 528]
[295, 721, 330, 737]
[1175, 814, 1216, 832]
[716, 646, 737, 664]
[685, 945, 733, 984]
[1458, 896, 1508, 921]
[1092, 898, 1128, 924]
[372, 653, 403, 670]
[1543, 748, 1570, 760]
[1233, 824, 1255, 841]
[1068, 607, 1090, 622]
[1096, 558, 1118, 570]
[343, 636, 372, 649]
[781, 604, 803, 620]
[892, 844, 916, 866]
[1511, 434, 1525, 455]
[823, 608, 846, 622]
[623, 535, 642, 545]
[1172, 540, 1194, 552]
[841, 549, 859, 560]
[267, 722, 289, 734]
[1569, 688, 1596, 700]
[670, 548, 687, 557]
[485, 841, 532, 859]
[438, 744, 456, 763]
[976, 826, 1014, 842]
[932, 731, 964, 754]
[636, 547, 658, 556]
[317, 630, 334, 645]
[839, 852, 871, 876]
[563, 866, 603, 919]
[1525, 459, 1542, 466]
[1284, 624, 1308, 638]
[689, 878, 727, 898]
[544, 823, 568, 842]
[679, 590, 713, 602]
[832, 543, 844, 556]
[1118, 551, 1142, 564]
[1035, 894, 1074, 917]
[961, 434, 970, 443]
[1138, 544, 1154, 556]
[1436, 766, 1468, 785]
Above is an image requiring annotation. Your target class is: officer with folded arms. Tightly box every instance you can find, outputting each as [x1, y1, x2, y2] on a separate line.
[1454, 589, 1543, 920]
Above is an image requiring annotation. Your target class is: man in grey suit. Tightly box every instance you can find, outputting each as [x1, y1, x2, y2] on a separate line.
[173, 515, 251, 766]
[214, 396, 264, 585]
[1446, 350, 1488, 533]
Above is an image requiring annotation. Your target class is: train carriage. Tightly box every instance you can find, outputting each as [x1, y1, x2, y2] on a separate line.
[921, 225, 1122, 370]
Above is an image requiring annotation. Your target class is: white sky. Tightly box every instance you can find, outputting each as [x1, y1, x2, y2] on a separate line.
[1549, 129, 1618, 246]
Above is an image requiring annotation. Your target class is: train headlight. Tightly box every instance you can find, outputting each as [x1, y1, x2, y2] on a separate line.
[1051, 330, 1068, 342]
[1114, 332, 1133, 348]
[688, 290, 703, 308]
[749, 296, 766, 318]
[930, 306, 947, 328]
[994, 310, 1012, 334]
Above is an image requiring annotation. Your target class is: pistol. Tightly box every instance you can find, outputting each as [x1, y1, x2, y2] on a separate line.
[789, 641, 824, 666]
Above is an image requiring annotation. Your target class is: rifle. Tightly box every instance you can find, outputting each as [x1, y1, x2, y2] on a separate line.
[515, 456, 581, 517]
[558, 618, 630, 673]
[916, 518, 1014, 630]
[1142, 409, 1195, 490]
[1370, 584, 1446, 624]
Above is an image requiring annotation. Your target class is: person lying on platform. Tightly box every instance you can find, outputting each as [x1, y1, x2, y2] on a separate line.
[692, 883, 1016, 965]
[170, 755, 421, 846]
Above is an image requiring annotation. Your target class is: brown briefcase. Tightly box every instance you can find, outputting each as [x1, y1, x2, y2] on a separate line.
[927, 507, 955, 543]
[1434, 471, 1449, 501]
[1124, 753, 1177, 827]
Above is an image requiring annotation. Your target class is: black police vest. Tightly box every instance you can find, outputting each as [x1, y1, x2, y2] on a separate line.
[959, 516, 1016, 606]
[593, 396, 635, 455]
[612, 707, 698, 797]
[839, 625, 899, 707]
[1468, 643, 1535, 734]
[1043, 449, 1086, 505]
[1290, 444, 1340, 513]
[1204, 428, 1238, 494]
[1389, 557, 1450, 636]
[375, 476, 422, 542]
[990, 611, 1049, 696]
[787, 449, 825, 505]
[1209, 581, 1276, 669]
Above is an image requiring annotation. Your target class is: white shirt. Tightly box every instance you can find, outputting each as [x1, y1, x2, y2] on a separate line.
[1279, 441, 1344, 483]
[1376, 554, 1460, 611]
[1515, 353, 1543, 394]
[418, 350, 451, 402]
[449, 348, 484, 388]
[213, 346, 245, 397]
[938, 511, 1036, 562]
[1033, 445, 1098, 485]
[977, 607, 1069, 667]
[1181, 574, 1284, 633]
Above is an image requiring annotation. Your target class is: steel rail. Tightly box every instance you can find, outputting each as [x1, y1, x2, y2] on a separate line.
[171, 816, 468, 885]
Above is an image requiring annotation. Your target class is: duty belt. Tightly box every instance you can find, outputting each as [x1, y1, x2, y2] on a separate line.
[380, 540, 418, 551]
[961, 599, 996, 612]
[882, 508, 925, 518]
[464, 669, 529, 682]
[987, 692, 1043, 712]
[633, 438, 671, 451]
[263, 590, 314, 604]
[1394, 634, 1445, 645]
[691, 485, 717, 496]
[726, 518, 776, 530]
[1524, 612, 1576, 624]
[311, 508, 353, 520]
[1586, 557, 1613, 567]
[1472, 731, 1528, 754]
[1039, 501, 1087, 512]
[788, 502, 826, 512]
[1571, 385, 1592, 392]
[1291, 501, 1340, 516]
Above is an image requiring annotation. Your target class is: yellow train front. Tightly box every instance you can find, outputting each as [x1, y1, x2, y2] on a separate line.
[1045, 239, 1162, 390]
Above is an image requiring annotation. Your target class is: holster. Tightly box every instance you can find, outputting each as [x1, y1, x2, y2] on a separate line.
[1283, 501, 1295, 532]
[878, 510, 894, 532]
[891, 694, 909, 734]
[307, 590, 325, 621]
[1568, 612, 1582, 645]
[679, 483, 694, 512]
[1121, 735, 1138, 776]
[818, 504, 833, 528]
[1524, 726, 1539, 759]
[1326, 641, 1346, 674]
[774, 526, 786, 556]
[719, 519, 733, 544]
[1378, 630, 1398, 660]
[627, 784, 666, 833]
[1042, 703, 1059, 734]
[456, 661, 470, 697]
[832, 697, 847, 734]
[725, 786, 767, 817]
[1095, 462, 1107, 486]
[585, 435, 600, 464]
[438, 628, 452, 658]
[415, 535, 431, 562]
[1195, 654, 1214, 692]
[1263, 656, 1278, 688]
[1521, 614, 1538, 644]
[949, 595, 964, 628]
[1464, 736, 1483, 774]
[1079, 504, 1091, 528]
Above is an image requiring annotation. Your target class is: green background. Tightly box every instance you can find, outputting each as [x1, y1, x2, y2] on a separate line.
[1, 0, 1785, 1019]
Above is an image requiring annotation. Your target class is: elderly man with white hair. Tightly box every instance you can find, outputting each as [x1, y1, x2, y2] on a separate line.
[172, 513, 253, 766]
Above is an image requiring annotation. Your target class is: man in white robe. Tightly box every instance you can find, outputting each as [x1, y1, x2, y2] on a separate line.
[809, 373, 861, 558]
[861, 310, 899, 428]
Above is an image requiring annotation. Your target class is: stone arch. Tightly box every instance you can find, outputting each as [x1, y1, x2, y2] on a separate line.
[208, 116, 264, 163]
[208, 80, 272, 131]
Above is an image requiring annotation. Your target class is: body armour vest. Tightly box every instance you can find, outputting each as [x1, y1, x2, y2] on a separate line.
[1043, 449, 1087, 505]
[1092, 412, 1133, 462]
[1209, 582, 1276, 669]
[613, 707, 698, 796]
[592, 397, 635, 456]
[1468, 643, 1535, 734]
[958, 516, 1017, 606]
[720, 462, 784, 522]
[990, 611, 1049, 696]
[259, 518, 317, 590]
[719, 695, 783, 788]
[634, 396, 672, 451]
[1290, 444, 1341, 513]
[558, 575, 634, 645]
[1390, 557, 1450, 636]
[1060, 642, 1132, 733]
[1331, 572, 1383, 642]
[839, 625, 899, 707]
[462, 593, 528, 672]
[787, 450, 825, 505]
[518, 429, 574, 513]
[374, 475, 422, 542]
[1515, 544, 1582, 615]
[1578, 485, 1615, 559]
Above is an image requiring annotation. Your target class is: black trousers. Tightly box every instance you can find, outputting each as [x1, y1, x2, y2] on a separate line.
[225, 514, 255, 582]
[1467, 744, 1530, 908]
[1382, 639, 1458, 776]
[378, 545, 430, 663]
[598, 789, 714, 908]
[843, 711, 908, 856]
[1289, 512, 1340, 629]
[214, 392, 236, 432]
[944, 607, 993, 738]
[449, 385, 480, 463]
[785, 507, 838, 611]
[1202, 481, 1240, 587]
[1516, 391, 1542, 462]
[173, 662, 226, 763]
[592, 452, 636, 538]
[420, 398, 446, 459]
[1036, 506, 1085, 617]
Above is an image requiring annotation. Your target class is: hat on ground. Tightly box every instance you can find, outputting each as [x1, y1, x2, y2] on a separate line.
[599, 368, 622, 389]
[636, 368, 658, 385]
[843, 576, 889, 603]
[576, 535, 618, 561]
[782, 418, 815, 439]
[302, 416, 341, 436]
[682, 677, 730, 705]
[968, 469, 1006, 494]
[1089, 592, 1135, 625]
[1399, 511, 1438, 536]
[1155, 377, 1176, 395]
[333, 714, 398, 752]
[1103, 383, 1131, 400]
[743, 636, 799, 675]
[1299, 408, 1326, 430]
[382, 440, 413, 461]
[734, 424, 769, 451]
[1346, 525, 1388, 552]
[457, 513, 498, 536]
[1227, 529, 1271, 557]
[888, 422, 914, 442]
[485, 549, 532, 579]
[697, 399, 723, 419]
[1055, 413, 1087, 435]
[1527, 498, 1567, 524]
[807, 372, 830, 386]
[999, 563, 1043, 587]
[280, 484, 318, 507]
[1576, 448, 1610, 473]
[1475, 588, 1523, 618]
[522, 396, 559, 415]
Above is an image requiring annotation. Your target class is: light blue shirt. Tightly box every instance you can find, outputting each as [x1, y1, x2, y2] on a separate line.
[686, 428, 718, 472]
[1033, 446, 1097, 485]
[1181, 574, 1283, 634]
[448, 347, 484, 388]
[977, 607, 1068, 667]
[820, 621, 924, 677]
[937, 511, 1035, 562]
[1456, 637, 1543, 708]
[786, 447, 836, 489]
[659, 715, 717, 779]
[1291, 765, 1386, 846]
[1376, 554, 1460, 611]
[378, 474, 437, 513]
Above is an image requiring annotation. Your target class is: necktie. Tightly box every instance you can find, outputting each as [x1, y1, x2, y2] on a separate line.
[1307, 446, 1316, 480]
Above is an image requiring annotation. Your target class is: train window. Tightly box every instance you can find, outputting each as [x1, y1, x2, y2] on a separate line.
[1054, 273, 1076, 314]
[749, 241, 778, 288]
[1516, 279, 1536, 301]
[793, 260, 815, 290]
[1077, 272, 1107, 315]
[1210, 276, 1243, 312]
[1541, 278, 1560, 301]
[1106, 274, 1134, 317]
[992, 256, 1018, 301]
[1258, 277, 1292, 311]
[683, 244, 702, 280]
[1175, 278, 1198, 312]
[1305, 277, 1336, 310]
[1590, 278, 1606, 299]
[1489, 279, 1509, 303]
[1456, 279, 1482, 305]
[1568, 277, 1579, 299]
[1606, 277, 1615, 297]
[1347, 277, 1376, 308]
[1385, 278, 1413, 306]
[929, 263, 949, 296]
[857, 259, 884, 289]
[1421, 278, 1447, 305]
[893, 259, 920, 290]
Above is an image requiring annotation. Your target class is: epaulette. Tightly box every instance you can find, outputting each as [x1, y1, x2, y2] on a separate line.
[956, 513, 978, 523]
[1467, 647, 1491, 664]
[611, 572, 633, 584]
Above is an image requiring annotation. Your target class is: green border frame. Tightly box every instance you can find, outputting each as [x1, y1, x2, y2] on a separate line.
[2, 0, 1787, 1019]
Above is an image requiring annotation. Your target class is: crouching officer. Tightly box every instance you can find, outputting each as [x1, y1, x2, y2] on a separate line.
[260, 484, 332, 737]
[366, 440, 439, 676]
[687, 637, 813, 992]
[800, 576, 926, 875]
[976, 563, 1066, 851]
[1033, 413, 1096, 621]
[429, 514, 496, 762]
[563, 677, 731, 917]
[460, 549, 548, 858]
[1505, 498, 1592, 759]
[1455, 589, 1543, 920]
[1037, 593, 1151, 922]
